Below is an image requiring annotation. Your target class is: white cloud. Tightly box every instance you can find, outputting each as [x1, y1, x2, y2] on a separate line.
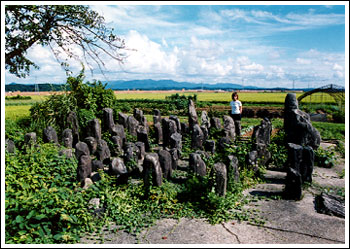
[333, 63, 343, 71]
[296, 58, 311, 65]
[333, 71, 344, 78]
[242, 62, 264, 72]
[162, 38, 168, 48]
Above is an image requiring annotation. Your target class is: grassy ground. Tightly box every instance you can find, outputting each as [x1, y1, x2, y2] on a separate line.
[5, 105, 32, 122]
[114, 91, 336, 103]
[5, 91, 336, 105]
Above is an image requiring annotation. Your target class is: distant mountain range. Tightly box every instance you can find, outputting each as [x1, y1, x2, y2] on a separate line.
[103, 79, 259, 90]
[5, 82, 67, 92]
[5, 79, 306, 91]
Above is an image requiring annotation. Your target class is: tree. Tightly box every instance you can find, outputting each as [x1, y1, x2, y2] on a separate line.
[5, 5, 127, 78]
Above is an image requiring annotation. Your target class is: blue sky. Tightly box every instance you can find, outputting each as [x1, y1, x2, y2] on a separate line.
[4, 2, 348, 88]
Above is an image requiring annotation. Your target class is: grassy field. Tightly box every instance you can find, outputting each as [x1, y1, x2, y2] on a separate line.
[5, 90, 342, 140]
[5, 94, 48, 106]
[5, 105, 32, 122]
[114, 91, 336, 103]
[5, 90, 337, 105]
[114, 91, 301, 102]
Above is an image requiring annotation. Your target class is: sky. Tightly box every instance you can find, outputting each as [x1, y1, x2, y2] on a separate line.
[3, 1, 348, 89]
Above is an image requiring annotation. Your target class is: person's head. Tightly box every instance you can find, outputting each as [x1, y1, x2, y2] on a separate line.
[232, 92, 239, 101]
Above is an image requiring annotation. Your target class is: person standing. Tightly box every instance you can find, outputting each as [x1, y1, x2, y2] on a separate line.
[230, 92, 242, 137]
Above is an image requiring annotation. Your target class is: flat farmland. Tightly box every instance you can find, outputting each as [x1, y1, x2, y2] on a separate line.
[113, 90, 304, 102]
[6, 90, 334, 103]
[5, 90, 336, 120]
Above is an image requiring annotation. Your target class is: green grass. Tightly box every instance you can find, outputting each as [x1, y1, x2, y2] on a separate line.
[312, 121, 345, 141]
[5, 95, 49, 106]
[114, 91, 301, 103]
[5, 105, 31, 121]
[5, 91, 336, 105]
[114, 91, 336, 104]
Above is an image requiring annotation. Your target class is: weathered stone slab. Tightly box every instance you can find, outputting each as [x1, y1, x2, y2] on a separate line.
[77, 155, 92, 182]
[189, 153, 207, 176]
[43, 126, 58, 144]
[315, 192, 345, 218]
[284, 93, 321, 149]
[158, 149, 172, 179]
[92, 159, 104, 171]
[201, 111, 210, 129]
[162, 118, 177, 148]
[286, 143, 314, 184]
[170, 115, 181, 133]
[118, 112, 128, 128]
[301, 145, 314, 183]
[59, 148, 73, 158]
[133, 108, 143, 122]
[180, 122, 190, 136]
[87, 118, 102, 141]
[188, 99, 198, 128]
[67, 111, 80, 147]
[96, 139, 111, 164]
[154, 122, 163, 144]
[84, 137, 98, 155]
[124, 142, 140, 165]
[153, 109, 162, 124]
[62, 128, 73, 148]
[137, 126, 150, 151]
[169, 148, 180, 170]
[135, 141, 146, 161]
[111, 135, 124, 155]
[252, 117, 272, 145]
[223, 115, 235, 141]
[24, 132, 36, 146]
[6, 139, 15, 153]
[214, 162, 227, 197]
[170, 132, 182, 151]
[75, 141, 90, 160]
[227, 155, 240, 183]
[102, 108, 116, 133]
[284, 167, 302, 200]
[191, 124, 204, 150]
[200, 125, 209, 141]
[143, 153, 163, 188]
[109, 157, 128, 176]
[210, 117, 222, 130]
[127, 116, 139, 137]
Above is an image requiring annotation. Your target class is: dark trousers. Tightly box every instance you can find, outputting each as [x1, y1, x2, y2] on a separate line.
[230, 114, 241, 137]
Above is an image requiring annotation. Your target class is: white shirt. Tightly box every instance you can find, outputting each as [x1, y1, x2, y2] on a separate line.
[230, 100, 242, 114]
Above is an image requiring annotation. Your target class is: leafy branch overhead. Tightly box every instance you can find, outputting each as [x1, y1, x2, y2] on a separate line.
[5, 5, 127, 78]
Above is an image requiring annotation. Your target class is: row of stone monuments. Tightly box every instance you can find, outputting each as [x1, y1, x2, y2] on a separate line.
[6, 93, 320, 200]
[6, 98, 273, 197]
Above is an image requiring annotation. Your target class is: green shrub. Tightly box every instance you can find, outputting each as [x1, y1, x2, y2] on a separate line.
[268, 130, 288, 169]
[5, 94, 32, 100]
[332, 109, 345, 123]
[314, 147, 337, 168]
[5, 144, 96, 243]
[29, 70, 117, 140]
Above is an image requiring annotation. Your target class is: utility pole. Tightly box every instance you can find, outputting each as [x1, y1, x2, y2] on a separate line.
[34, 76, 39, 95]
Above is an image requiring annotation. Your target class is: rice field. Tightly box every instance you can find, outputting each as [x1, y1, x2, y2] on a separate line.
[4, 90, 337, 121]
[114, 91, 304, 102]
[5, 105, 32, 121]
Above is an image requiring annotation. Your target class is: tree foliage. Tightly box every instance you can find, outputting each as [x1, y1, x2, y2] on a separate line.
[5, 5, 126, 78]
